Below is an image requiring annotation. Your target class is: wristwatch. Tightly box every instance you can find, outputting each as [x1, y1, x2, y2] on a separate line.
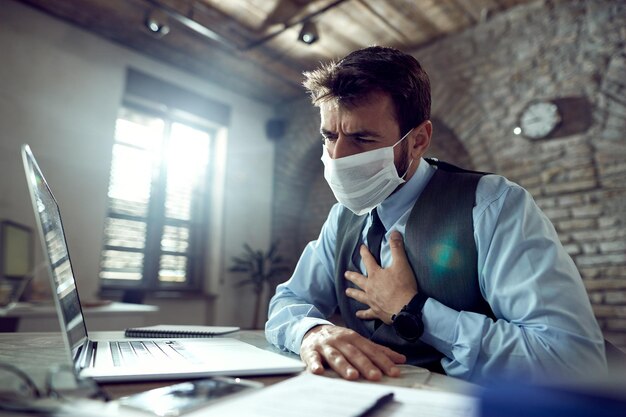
[391, 293, 429, 342]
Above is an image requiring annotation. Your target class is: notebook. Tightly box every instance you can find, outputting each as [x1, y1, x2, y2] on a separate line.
[124, 325, 240, 338]
[21, 144, 304, 382]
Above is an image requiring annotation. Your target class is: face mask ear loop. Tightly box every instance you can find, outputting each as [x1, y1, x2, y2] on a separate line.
[400, 158, 414, 180]
[392, 128, 414, 148]
[393, 128, 415, 179]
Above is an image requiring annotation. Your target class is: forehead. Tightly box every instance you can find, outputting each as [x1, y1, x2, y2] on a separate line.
[319, 92, 398, 130]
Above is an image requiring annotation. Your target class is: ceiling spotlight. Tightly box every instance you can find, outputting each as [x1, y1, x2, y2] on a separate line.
[298, 20, 319, 45]
[145, 9, 170, 37]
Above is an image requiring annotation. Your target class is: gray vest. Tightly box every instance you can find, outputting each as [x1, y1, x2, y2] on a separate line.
[334, 159, 495, 368]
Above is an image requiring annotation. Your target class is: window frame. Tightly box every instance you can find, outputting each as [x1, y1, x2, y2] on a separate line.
[99, 95, 220, 296]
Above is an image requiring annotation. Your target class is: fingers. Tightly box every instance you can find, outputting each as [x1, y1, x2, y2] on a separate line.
[359, 342, 406, 377]
[376, 344, 407, 365]
[362, 232, 407, 269]
[344, 270, 366, 288]
[360, 244, 381, 270]
[301, 348, 325, 375]
[389, 230, 407, 259]
[346, 288, 392, 323]
[366, 349, 404, 378]
[301, 326, 406, 382]
[306, 331, 373, 380]
[347, 341, 406, 379]
[345, 286, 367, 303]
[355, 308, 393, 324]
[355, 308, 377, 320]
[329, 339, 403, 381]
[322, 343, 367, 380]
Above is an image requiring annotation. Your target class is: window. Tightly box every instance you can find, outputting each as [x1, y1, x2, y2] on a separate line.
[99, 103, 218, 293]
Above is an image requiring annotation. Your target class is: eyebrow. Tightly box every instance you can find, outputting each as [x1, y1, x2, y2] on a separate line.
[320, 128, 382, 139]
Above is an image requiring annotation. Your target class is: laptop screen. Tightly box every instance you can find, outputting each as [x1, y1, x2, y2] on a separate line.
[22, 145, 88, 353]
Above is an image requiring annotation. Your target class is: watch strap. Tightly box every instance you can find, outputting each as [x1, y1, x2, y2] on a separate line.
[391, 293, 428, 341]
[391, 292, 429, 323]
[404, 292, 429, 316]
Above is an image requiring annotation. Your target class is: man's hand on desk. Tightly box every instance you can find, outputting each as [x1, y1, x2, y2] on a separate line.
[300, 325, 406, 381]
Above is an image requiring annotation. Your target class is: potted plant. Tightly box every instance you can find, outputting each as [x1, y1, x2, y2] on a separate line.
[229, 241, 289, 329]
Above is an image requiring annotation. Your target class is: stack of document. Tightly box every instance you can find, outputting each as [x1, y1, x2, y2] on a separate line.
[191, 373, 478, 417]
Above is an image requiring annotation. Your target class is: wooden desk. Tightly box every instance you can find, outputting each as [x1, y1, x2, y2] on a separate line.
[0, 331, 477, 415]
[0, 302, 159, 332]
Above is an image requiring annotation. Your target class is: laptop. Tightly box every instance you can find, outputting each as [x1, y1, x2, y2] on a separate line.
[21, 144, 304, 382]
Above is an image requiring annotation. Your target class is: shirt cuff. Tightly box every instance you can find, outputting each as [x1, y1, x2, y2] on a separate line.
[420, 297, 460, 358]
[291, 317, 334, 355]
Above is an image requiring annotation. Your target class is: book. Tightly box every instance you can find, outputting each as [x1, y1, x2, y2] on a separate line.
[124, 325, 240, 338]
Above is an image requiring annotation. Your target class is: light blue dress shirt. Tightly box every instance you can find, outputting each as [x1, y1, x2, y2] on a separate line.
[266, 158, 607, 382]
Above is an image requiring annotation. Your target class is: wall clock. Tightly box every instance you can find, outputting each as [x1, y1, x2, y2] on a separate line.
[518, 100, 562, 140]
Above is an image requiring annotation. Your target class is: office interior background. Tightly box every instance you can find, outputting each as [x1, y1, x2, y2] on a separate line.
[0, 0, 624, 350]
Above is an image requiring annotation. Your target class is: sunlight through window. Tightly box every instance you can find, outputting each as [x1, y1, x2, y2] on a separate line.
[100, 106, 217, 291]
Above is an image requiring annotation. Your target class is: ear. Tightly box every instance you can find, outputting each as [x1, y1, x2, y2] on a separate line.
[408, 120, 432, 160]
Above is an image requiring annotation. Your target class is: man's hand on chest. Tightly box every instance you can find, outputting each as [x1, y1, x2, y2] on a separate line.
[344, 230, 418, 324]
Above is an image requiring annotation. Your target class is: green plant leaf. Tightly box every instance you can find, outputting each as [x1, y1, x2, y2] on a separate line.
[229, 241, 290, 292]
[243, 244, 255, 256]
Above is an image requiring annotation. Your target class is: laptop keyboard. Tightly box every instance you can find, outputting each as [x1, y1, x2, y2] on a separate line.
[109, 340, 199, 367]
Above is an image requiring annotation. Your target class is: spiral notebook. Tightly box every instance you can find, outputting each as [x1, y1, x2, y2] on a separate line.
[124, 325, 240, 338]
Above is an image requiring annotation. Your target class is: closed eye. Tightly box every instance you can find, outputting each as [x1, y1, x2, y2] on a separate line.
[320, 129, 337, 143]
[351, 136, 374, 144]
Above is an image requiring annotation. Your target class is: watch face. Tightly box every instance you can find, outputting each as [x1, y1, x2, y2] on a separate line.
[393, 312, 424, 341]
[519, 101, 561, 139]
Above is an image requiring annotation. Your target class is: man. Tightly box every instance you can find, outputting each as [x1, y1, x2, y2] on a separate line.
[265, 46, 606, 383]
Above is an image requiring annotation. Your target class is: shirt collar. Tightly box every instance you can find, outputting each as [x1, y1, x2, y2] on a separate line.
[376, 158, 435, 230]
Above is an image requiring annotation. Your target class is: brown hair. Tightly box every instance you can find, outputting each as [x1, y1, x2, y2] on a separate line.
[303, 46, 431, 135]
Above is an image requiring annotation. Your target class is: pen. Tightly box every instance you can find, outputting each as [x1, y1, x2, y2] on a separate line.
[355, 392, 395, 417]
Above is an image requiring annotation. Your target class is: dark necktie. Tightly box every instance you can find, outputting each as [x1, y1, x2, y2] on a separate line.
[366, 208, 386, 266]
[366, 208, 385, 330]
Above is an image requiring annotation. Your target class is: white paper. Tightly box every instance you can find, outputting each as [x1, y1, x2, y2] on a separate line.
[188, 373, 478, 417]
[382, 384, 478, 417]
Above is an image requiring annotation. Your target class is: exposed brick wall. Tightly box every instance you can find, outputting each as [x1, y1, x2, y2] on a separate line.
[273, 0, 626, 348]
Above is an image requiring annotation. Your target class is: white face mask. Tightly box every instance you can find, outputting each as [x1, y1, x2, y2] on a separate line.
[321, 129, 414, 216]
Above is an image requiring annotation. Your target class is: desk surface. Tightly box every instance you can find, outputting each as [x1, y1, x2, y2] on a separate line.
[0, 301, 159, 317]
[0, 331, 477, 415]
[0, 302, 160, 332]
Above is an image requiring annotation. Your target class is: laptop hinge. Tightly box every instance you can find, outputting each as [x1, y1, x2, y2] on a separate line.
[76, 340, 97, 370]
